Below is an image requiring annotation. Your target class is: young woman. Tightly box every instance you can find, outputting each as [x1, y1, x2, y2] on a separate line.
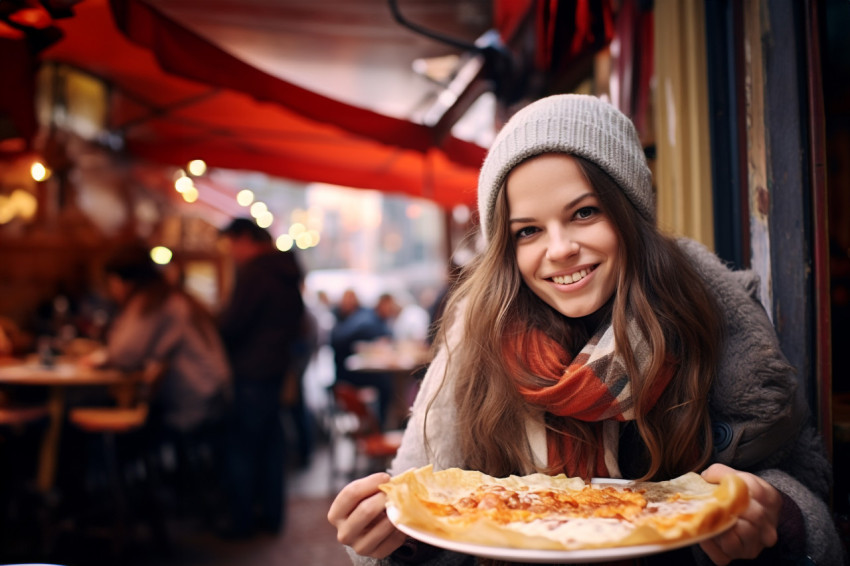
[328, 95, 843, 565]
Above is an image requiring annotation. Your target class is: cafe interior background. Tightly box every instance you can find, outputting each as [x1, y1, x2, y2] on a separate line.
[1, 0, 849, 563]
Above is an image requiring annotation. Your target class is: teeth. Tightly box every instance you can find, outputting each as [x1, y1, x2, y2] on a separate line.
[553, 269, 589, 285]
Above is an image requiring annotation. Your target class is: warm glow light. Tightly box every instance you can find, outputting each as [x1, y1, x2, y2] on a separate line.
[295, 232, 312, 249]
[249, 201, 267, 218]
[256, 210, 274, 228]
[291, 208, 307, 224]
[182, 186, 199, 203]
[275, 234, 294, 251]
[11, 189, 37, 219]
[150, 246, 173, 265]
[306, 229, 321, 247]
[30, 161, 50, 182]
[187, 159, 207, 176]
[175, 174, 194, 194]
[288, 222, 306, 237]
[236, 189, 254, 206]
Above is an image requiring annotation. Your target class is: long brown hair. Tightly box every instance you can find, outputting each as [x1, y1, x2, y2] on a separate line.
[433, 155, 722, 480]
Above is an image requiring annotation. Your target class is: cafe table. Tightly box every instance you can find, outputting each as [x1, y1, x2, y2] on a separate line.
[0, 357, 136, 494]
[344, 340, 432, 430]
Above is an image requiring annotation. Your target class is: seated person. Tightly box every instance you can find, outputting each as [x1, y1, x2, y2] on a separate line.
[330, 291, 398, 427]
[88, 243, 231, 435]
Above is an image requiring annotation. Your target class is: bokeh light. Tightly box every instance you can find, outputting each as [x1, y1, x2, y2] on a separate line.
[236, 189, 254, 206]
[256, 210, 274, 228]
[175, 173, 193, 194]
[295, 232, 313, 249]
[275, 234, 294, 251]
[150, 246, 173, 265]
[249, 201, 268, 218]
[182, 186, 199, 203]
[187, 159, 207, 176]
[288, 222, 306, 237]
[30, 161, 50, 182]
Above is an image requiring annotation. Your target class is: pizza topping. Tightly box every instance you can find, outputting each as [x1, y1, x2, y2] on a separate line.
[423, 482, 648, 526]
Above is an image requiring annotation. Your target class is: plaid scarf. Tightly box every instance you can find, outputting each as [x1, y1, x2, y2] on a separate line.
[504, 319, 672, 479]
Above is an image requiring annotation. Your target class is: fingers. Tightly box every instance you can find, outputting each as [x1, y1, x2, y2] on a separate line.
[699, 465, 782, 564]
[700, 462, 733, 483]
[328, 473, 406, 559]
[345, 509, 408, 557]
[327, 472, 390, 526]
[700, 514, 769, 564]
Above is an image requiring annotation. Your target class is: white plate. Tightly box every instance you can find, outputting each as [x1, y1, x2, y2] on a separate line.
[386, 478, 738, 564]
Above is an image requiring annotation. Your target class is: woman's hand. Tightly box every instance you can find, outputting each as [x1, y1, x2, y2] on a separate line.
[328, 472, 408, 559]
[699, 463, 783, 565]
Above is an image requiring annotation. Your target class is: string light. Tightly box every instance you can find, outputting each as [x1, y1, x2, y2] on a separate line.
[175, 171, 193, 193]
[236, 189, 254, 207]
[182, 186, 199, 203]
[249, 201, 267, 218]
[187, 159, 207, 176]
[150, 246, 173, 265]
[256, 210, 274, 228]
[276, 234, 294, 251]
[30, 161, 50, 182]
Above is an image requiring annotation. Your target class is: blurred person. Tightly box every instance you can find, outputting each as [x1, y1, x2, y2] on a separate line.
[93, 242, 231, 436]
[392, 291, 431, 344]
[330, 291, 398, 427]
[283, 285, 320, 469]
[218, 217, 305, 537]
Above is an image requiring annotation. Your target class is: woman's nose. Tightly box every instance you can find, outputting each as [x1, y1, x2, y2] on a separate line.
[545, 228, 580, 261]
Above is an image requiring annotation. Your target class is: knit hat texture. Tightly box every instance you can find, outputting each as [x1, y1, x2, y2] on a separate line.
[477, 94, 654, 240]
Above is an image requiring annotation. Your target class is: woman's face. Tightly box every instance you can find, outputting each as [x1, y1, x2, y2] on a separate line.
[506, 153, 620, 319]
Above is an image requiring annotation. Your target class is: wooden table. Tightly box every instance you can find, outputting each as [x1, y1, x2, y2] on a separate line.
[0, 358, 134, 493]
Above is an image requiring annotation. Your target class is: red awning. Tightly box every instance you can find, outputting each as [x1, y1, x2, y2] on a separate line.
[37, 0, 487, 209]
[5, 0, 615, 210]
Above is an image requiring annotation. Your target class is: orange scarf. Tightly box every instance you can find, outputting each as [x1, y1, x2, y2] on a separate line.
[504, 321, 672, 478]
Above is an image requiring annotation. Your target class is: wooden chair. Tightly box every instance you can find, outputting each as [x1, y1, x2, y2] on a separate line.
[66, 361, 169, 555]
[328, 382, 403, 489]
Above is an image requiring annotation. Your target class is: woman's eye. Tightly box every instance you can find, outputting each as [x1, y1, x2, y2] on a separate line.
[514, 226, 538, 239]
[575, 206, 600, 220]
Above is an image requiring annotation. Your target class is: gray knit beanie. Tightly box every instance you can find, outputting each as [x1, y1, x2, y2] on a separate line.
[477, 94, 654, 241]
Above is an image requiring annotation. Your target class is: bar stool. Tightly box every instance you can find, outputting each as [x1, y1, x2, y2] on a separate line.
[65, 361, 168, 556]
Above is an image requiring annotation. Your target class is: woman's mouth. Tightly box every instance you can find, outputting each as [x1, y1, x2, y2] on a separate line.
[551, 266, 595, 285]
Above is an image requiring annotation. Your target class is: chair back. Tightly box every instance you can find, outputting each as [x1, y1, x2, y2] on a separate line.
[331, 382, 382, 437]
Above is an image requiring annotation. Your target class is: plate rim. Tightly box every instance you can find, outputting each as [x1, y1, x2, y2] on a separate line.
[385, 478, 737, 564]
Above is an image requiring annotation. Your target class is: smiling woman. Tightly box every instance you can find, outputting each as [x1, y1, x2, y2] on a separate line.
[328, 94, 844, 566]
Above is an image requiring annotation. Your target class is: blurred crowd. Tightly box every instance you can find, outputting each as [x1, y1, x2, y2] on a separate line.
[0, 216, 448, 557]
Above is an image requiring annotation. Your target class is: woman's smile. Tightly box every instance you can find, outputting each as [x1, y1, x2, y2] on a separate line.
[549, 264, 597, 286]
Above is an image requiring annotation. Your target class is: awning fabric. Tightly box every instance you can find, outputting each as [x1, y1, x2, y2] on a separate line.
[5, 0, 615, 209]
[37, 0, 486, 209]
